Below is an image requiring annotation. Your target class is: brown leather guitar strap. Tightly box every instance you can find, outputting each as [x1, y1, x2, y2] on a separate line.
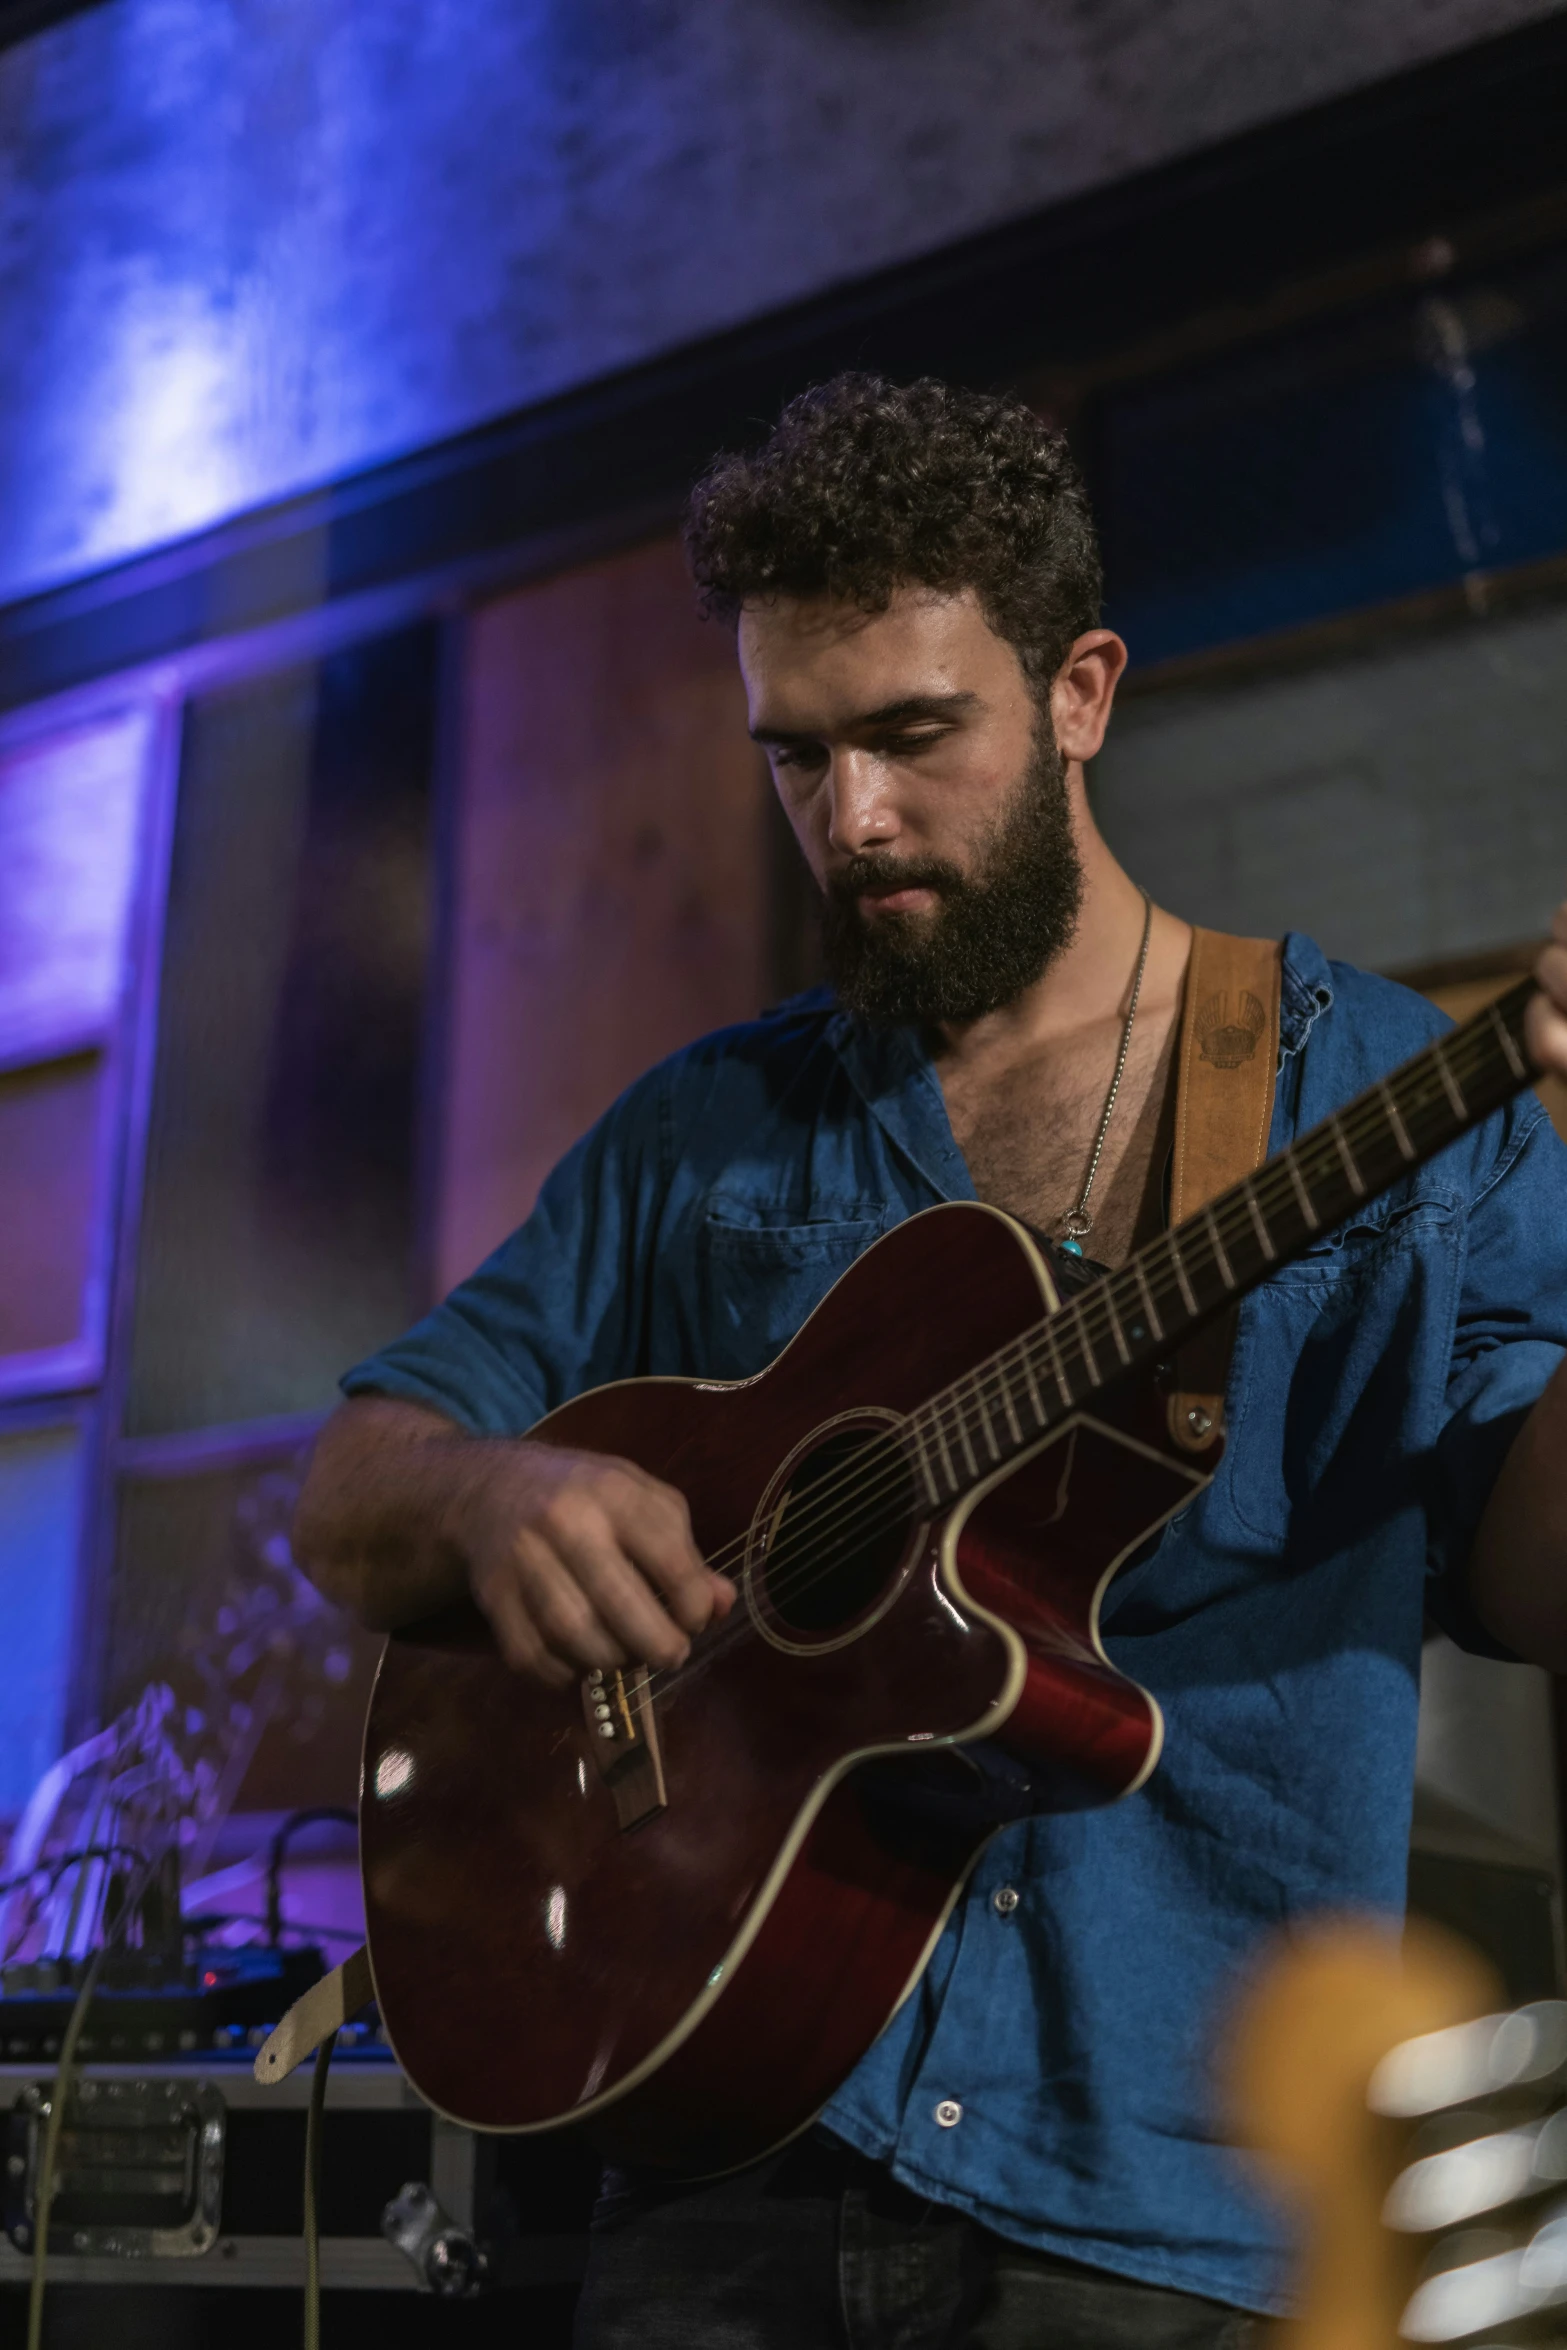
[1166, 927, 1283, 1457]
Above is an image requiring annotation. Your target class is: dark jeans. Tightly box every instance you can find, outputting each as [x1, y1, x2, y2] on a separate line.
[573, 2133, 1261, 2350]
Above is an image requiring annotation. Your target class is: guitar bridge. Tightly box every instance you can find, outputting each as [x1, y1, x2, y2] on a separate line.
[582, 1665, 667, 1829]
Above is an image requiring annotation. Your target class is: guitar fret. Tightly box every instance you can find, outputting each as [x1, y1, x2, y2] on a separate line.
[1434, 1039, 1467, 1119]
[1168, 1235, 1199, 1316]
[1020, 1344, 1047, 1428]
[975, 1382, 1002, 1463]
[1043, 1321, 1074, 1408]
[1072, 1306, 1101, 1387]
[1329, 1115, 1366, 1196]
[1487, 997, 1529, 1081]
[999, 1370, 1023, 1447]
[1102, 1284, 1132, 1364]
[925, 1403, 957, 1495]
[1243, 1182, 1277, 1261]
[908, 1425, 942, 1512]
[1379, 1079, 1416, 1162]
[953, 1402, 980, 1481]
[1203, 1202, 1235, 1289]
[1133, 1257, 1165, 1340]
[1286, 1154, 1320, 1230]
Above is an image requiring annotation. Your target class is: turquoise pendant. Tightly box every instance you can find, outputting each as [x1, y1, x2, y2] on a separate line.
[1060, 1237, 1084, 1257]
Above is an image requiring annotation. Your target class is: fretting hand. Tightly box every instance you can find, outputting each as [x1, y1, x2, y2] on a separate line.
[1528, 899, 1567, 1078]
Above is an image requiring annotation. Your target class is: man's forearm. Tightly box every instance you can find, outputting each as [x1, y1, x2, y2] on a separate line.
[293, 1393, 729, 1678]
[292, 1396, 496, 1631]
[1468, 1356, 1567, 1669]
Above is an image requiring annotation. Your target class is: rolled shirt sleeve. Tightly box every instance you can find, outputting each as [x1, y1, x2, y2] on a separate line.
[340, 1064, 670, 1436]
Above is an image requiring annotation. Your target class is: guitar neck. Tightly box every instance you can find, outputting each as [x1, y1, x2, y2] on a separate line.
[905, 979, 1539, 1510]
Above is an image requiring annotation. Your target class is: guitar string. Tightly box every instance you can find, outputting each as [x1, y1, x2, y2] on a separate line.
[606, 1003, 1526, 1720]
[649, 1010, 1517, 1695]
[617, 1256, 1445, 1744]
[681, 1047, 1453, 1606]
[652, 1002, 1517, 1625]
[615, 1074, 1510, 1742]
[622, 1004, 1524, 1712]
[620, 1097, 1515, 1736]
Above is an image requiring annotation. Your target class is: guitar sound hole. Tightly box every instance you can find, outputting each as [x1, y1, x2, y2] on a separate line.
[761, 1428, 915, 1634]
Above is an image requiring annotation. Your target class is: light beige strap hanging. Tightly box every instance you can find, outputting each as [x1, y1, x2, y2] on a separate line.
[254, 1941, 374, 2084]
[1167, 927, 1283, 1456]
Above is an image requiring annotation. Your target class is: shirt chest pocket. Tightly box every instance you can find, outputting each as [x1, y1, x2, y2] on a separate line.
[691, 1201, 889, 1382]
[1209, 1196, 1458, 1554]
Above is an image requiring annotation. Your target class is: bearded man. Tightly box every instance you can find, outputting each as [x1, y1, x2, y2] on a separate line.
[296, 375, 1567, 2350]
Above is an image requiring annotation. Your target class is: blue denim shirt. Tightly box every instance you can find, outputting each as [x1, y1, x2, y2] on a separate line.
[344, 933, 1567, 2315]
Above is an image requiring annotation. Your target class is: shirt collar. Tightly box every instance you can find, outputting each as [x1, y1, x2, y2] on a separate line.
[1277, 929, 1335, 1062]
[824, 1008, 976, 1203]
[823, 928, 1338, 1201]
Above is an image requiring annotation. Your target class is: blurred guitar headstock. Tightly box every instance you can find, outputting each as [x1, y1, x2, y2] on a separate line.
[1225, 1919, 1567, 2348]
[1223, 1919, 1488, 2348]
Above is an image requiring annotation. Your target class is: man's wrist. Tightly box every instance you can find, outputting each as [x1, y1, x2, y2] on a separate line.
[436, 1431, 540, 1579]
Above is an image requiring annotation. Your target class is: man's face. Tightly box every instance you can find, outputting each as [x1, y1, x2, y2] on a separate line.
[739, 585, 1084, 1024]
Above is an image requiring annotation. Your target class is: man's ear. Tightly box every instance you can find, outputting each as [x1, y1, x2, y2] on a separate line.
[1050, 631, 1128, 765]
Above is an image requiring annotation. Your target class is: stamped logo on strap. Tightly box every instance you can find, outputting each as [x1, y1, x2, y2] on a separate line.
[1196, 989, 1267, 1070]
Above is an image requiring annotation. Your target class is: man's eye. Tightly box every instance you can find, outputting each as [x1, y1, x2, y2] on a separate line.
[773, 745, 825, 770]
[883, 731, 945, 756]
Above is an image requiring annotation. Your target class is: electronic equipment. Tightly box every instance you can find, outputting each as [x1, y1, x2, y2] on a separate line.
[1, 2052, 595, 2299]
[380, 2177, 490, 2296]
[5, 2074, 225, 2259]
[0, 1942, 328, 2064]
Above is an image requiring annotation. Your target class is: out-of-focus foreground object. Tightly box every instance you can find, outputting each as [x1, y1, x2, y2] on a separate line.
[1223, 1918, 1498, 2350]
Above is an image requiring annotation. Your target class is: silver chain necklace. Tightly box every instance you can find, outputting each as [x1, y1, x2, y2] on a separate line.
[1059, 890, 1154, 1258]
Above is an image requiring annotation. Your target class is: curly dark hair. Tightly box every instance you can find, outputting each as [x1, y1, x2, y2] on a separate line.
[683, 373, 1102, 699]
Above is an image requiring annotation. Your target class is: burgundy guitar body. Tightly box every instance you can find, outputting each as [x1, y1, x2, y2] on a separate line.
[360, 1203, 1211, 2174]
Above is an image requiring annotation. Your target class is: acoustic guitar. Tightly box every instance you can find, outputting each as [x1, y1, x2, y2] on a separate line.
[358, 980, 1541, 2173]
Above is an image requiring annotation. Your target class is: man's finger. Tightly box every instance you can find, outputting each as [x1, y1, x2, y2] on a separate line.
[475, 1569, 576, 1685]
[600, 1478, 719, 1637]
[1524, 984, 1567, 1080]
[1536, 937, 1567, 1006]
[708, 1571, 738, 1620]
[548, 1519, 692, 1669]
[510, 1530, 633, 1672]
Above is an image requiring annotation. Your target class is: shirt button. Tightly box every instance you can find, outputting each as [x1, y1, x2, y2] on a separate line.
[934, 2098, 963, 2128]
[992, 1885, 1019, 1916]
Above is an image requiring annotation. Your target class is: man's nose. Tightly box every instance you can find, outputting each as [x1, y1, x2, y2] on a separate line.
[824, 750, 900, 857]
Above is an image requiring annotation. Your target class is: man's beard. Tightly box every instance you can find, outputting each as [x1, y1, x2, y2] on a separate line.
[819, 733, 1085, 1025]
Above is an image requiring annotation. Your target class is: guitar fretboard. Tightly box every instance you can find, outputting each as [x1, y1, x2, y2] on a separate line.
[901, 979, 1537, 1509]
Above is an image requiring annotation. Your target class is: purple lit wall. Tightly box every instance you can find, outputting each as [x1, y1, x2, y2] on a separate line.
[0, 709, 152, 1806]
[0, 1428, 82, 1811]
[0, 0, 1561, 602]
